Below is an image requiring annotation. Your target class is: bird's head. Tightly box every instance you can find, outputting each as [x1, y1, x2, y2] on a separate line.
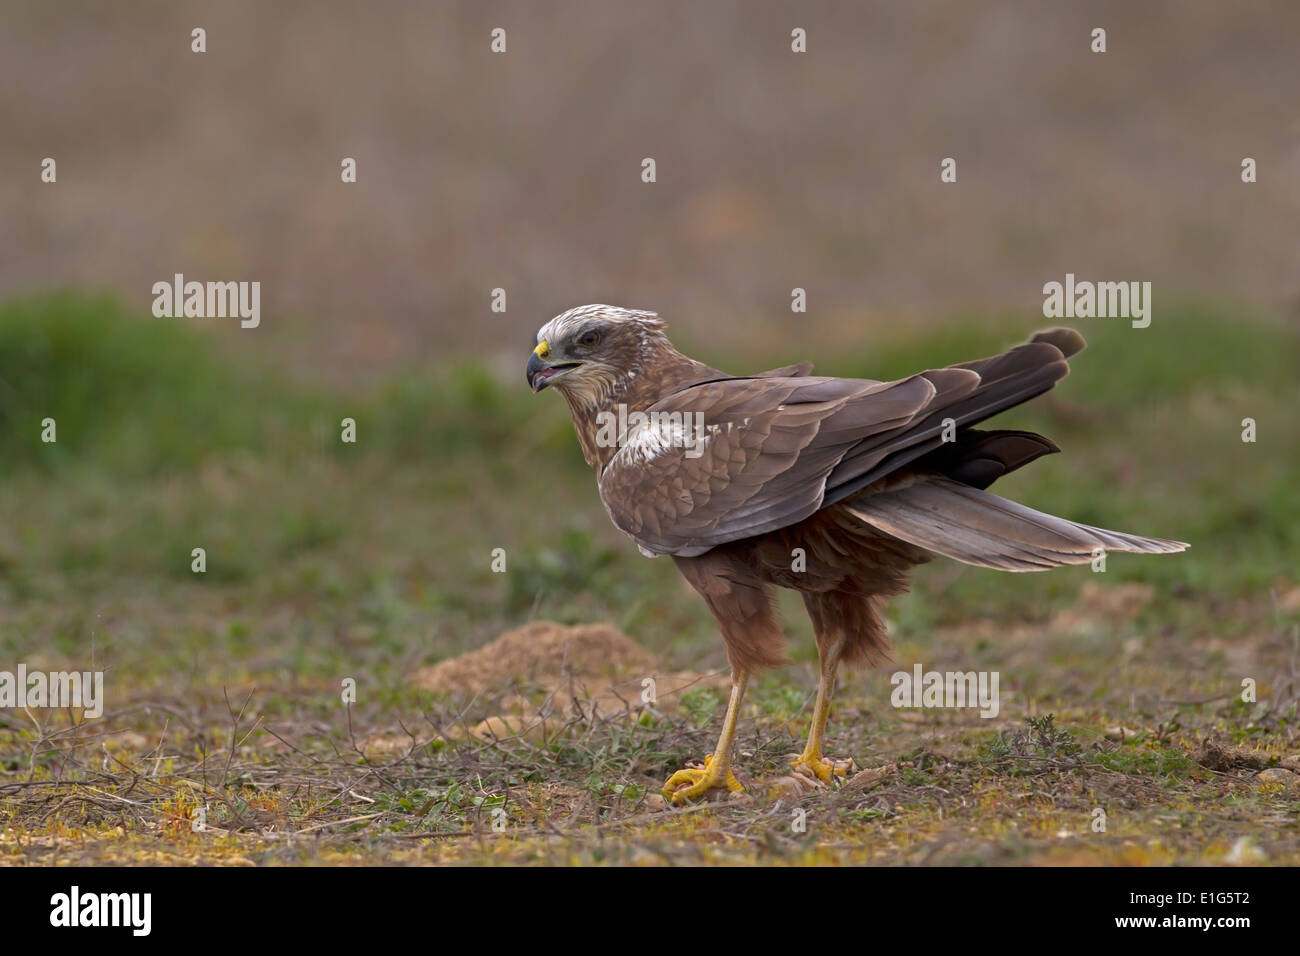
[526, 304, 668, 408]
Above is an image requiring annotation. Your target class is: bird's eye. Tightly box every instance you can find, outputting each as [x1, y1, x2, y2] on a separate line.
[577, 330, 600, 348]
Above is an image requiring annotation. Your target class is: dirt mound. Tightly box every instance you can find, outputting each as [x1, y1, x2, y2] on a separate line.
[1194, 739, 1270, 773]
[413, 621, 658, 694]
[412, 622, 726, 743]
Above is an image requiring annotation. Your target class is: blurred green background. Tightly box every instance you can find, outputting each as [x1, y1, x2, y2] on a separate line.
[1, 292, 1295, 696]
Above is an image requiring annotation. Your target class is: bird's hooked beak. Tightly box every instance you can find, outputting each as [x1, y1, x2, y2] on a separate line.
[527, 340, 582, 392]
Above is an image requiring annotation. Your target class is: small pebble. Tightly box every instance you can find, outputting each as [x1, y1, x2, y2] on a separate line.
[1256, 767, 1299, 787]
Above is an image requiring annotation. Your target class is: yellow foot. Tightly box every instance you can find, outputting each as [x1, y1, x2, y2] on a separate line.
[790, 752, 855, 786]
[662, 753, 745, 805]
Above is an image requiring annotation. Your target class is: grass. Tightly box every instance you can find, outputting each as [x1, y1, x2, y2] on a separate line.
[1, 291, 1298, 865]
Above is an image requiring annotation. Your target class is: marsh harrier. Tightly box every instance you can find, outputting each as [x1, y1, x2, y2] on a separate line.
[526, 305, 1185, 803]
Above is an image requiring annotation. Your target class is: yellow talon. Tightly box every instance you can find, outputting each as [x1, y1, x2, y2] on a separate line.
[790, 752, 852, 786]
[662, 753, 745, 804]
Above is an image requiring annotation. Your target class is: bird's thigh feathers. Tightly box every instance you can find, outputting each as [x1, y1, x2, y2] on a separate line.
[672, 507, 931, 672]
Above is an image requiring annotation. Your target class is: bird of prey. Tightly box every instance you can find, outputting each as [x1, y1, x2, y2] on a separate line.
[526, 304, 1186, 804]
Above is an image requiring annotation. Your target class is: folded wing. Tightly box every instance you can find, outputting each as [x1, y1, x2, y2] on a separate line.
[599, 330, 1087, 557]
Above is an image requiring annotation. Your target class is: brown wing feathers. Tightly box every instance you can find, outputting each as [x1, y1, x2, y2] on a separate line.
[600, 373, 942, 553]
[821, 340, 1072, 505]
[599, 327, 1186, 565]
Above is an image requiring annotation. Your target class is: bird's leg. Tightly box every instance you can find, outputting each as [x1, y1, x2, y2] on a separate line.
[791, 638, 852, 784]
[663, 672, 748, 804]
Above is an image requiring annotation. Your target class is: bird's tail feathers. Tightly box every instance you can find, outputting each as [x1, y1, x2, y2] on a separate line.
[845, 476, 1187, 572]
